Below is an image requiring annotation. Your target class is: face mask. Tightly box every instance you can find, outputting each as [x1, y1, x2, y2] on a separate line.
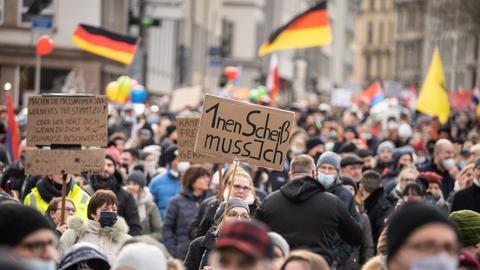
[442, 158, 455, 170]
[99, 211, 117, 228]
[325, 142, 334, 152]
[290, 146, 305, 155]
[22, 258, 56, 270]
[387, 121, 399, 130]
[362, 132, 372, 140]
[317, 171, 335, 188]
[177, 162, 190, 173]
[410, 253, 457, 270]
[416, 156, 427, 164]
[144, 162, 156, 174]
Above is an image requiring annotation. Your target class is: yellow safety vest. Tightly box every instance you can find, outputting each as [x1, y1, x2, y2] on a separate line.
[24, 183, 90, 221]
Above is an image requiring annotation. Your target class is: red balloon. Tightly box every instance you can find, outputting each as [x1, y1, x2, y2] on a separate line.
[224, 66, 239, 81]
[36, 35, 54, 56]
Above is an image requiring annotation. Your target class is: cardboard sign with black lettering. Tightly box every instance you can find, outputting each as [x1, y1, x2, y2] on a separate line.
[25, 148, 105, 175]
[27, 95, 108, 147]
[195, 95, 295, 171]
[177, 116, 233, 163]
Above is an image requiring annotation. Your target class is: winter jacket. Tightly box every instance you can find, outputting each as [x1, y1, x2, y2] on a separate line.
[421, 161, 456, 199]
[163, 190, 210, 260]
[149, 170, 181, 218]
[58, 216, 132, 264]
[24, 178, 90, 220]
[363, 188, 392, 248]
[339, 213, 375, 270]
[328, 179, 361, 267]
[424, 194, 450, 214]
[83, 173, 142, 236]
[387, 186, 403, 206]
[184, 227, 217, 270]
[451, 183, 480, 213]
[255, 176, 363, 265]
[134, 187, 163, 241]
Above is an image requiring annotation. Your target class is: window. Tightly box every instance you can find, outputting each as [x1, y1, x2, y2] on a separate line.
[0, 0, 4, 25]
[367, 22, 373, 43]
[365, 54, 372, 80]
[19, 0, 54, 26]
[221, 18, 234, 58]
[370, 0, 375, 11]
[378, 22, 384, 45]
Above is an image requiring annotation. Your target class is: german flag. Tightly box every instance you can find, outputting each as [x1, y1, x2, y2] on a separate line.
[72, 24, 138, 64]
[258, 2, 331, 56]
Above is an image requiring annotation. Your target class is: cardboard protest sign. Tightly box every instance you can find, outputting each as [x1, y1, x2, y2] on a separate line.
[195, 95, 295, 171]
[27, 95, 108, 147]
[170, 86, 203, 112]
[25, 148, 105, 175]
[177, 116, 233, 163]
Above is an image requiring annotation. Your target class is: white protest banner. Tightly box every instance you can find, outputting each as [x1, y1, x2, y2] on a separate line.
[195, 95, 294, 171]
[27, 95, 108, 147]
[25, 148, 105, 175]
[170, 86, 203, 112]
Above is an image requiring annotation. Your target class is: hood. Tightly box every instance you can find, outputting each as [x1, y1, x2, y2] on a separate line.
[67, 216, 129, 242]
[136, 187, 154, 205]
[280, 176, 325, 203]
[390, 146, 414, 168]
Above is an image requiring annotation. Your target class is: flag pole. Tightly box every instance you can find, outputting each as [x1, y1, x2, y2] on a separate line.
[34, 55, 41, 95]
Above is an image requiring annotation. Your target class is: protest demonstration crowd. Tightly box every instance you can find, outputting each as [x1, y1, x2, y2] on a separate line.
[2, 0, 480, 270]
[1, 89, 480, 270]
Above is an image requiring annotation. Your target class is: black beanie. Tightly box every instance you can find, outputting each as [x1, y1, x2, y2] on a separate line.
[0, 204, 52, 247]
[386, 202, 457, 262]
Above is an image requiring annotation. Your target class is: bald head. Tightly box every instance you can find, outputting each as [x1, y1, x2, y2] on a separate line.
[434, 139, 455, 170]
[290, 155, 316, 180]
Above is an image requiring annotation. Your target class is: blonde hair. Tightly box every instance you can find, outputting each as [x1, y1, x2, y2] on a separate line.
[458, 163, 474, 179]
[218, 165, 254, 202]
[280, 250, 329, 270]
[397, 166, 419, 182]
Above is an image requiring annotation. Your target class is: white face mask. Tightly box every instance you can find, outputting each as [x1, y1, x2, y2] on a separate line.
[22, 258, 56, 270]
[410, 253, 457, 270]
[290, 146, 306, 155]
[317, 171, 336, 188]
[177, 162, 190, 173]
[442, 158, 455, 170]
[144, 161, 156, 174]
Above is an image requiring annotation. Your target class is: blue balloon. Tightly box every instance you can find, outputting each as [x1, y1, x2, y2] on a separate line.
[131, 85, 147, 103]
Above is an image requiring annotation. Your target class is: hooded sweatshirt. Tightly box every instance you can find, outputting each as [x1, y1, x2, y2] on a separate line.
[255, 176, 363, 265]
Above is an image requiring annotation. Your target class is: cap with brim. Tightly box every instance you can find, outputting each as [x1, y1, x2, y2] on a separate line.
[341, 155, 364, 168]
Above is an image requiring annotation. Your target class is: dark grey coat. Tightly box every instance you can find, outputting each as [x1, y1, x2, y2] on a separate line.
[163, 190, 210, 260]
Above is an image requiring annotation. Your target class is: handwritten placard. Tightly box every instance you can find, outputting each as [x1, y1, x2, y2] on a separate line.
[27, 96, 108, 147]
[195, 95, 294, 171]
[177, 116, 232, 163]
[25, 148, 105, 175]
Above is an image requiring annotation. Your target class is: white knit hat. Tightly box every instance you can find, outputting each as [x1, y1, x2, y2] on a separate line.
[112, 242, 166, 270]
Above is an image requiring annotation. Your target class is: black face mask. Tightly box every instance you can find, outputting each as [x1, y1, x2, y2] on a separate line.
[99, 211, 117, 227]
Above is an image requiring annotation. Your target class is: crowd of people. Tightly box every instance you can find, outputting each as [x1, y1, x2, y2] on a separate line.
[1, 99, 480, 270]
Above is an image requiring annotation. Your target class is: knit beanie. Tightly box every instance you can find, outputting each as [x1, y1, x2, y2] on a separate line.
[316, 151, 341, 170]
[0, 204, 52, 247]
[377, 141, 395, 155]
[214, 197, 250, 225]
[112, 242, 167, 270]
[387, 202, 457, 262]
[449, 210, 480, 247]
[127, 170, 147, 188]
[306, 137, 324, 153]
[268, 232, 290, 256]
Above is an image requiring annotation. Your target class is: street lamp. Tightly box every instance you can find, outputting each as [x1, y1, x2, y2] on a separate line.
[4, 82, 12, 91]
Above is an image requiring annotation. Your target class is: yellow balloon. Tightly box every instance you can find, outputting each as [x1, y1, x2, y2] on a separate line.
[117, 76, 132, 99]
[106, 81, 120, 102]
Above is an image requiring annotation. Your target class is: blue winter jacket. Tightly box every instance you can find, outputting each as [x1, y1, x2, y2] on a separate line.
[149, 170, 181, 218]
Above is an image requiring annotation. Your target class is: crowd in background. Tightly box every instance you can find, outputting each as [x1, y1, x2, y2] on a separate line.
[1, 97, 480, 270]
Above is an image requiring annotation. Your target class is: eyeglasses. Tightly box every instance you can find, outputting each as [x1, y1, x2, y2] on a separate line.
[18, 239, 56, 255]
[56, 207, 76, 213]
[232, 184, 251, 191]
[226, 211, 250, 221]
[405, 240, 458, 255]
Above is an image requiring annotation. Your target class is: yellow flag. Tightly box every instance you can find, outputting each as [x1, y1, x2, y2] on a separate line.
[416, 48, 450, 124]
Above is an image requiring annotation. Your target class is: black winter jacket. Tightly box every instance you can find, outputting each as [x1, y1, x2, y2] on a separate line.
[184, 227, 217, 270]
[255, 176, 363, 265]
[363, 187, 392, 247]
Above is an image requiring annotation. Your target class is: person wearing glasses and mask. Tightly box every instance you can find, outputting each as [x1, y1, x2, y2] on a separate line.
[0, 203, 57, 270]
[45, 197, 77, 237]
[184, 197, 251, 270]
[59, 190, 132, 264]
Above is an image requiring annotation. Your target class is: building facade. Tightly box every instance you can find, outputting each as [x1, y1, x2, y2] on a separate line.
[353, 0, 396, 86]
